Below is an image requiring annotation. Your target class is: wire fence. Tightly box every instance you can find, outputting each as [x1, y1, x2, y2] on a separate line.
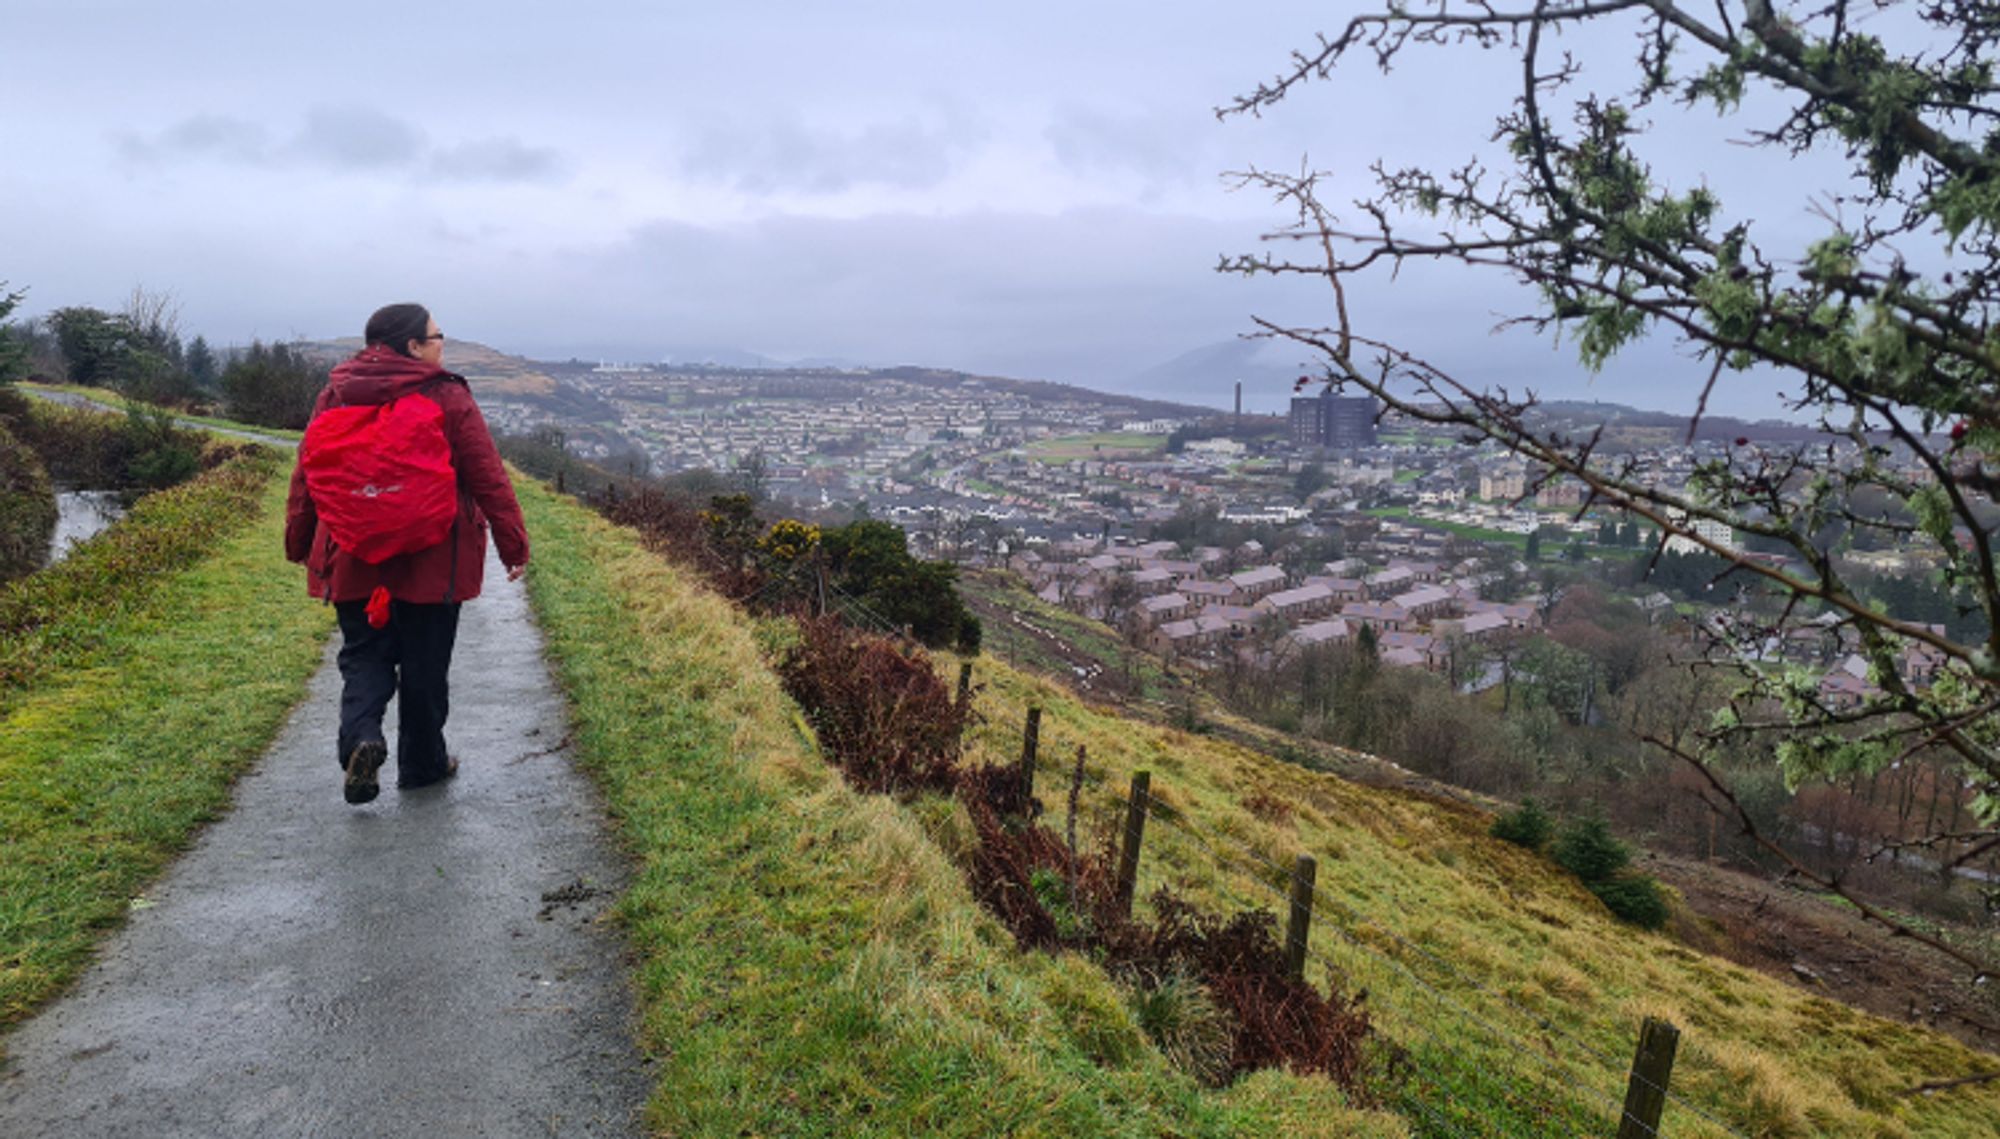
[1107, 776, 1755, 1139]
[786, 593, 1755, 1136]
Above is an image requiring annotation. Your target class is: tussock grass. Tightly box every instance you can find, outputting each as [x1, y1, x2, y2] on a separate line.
[0, 451, 333, 1028]
[517, 480, 1403, 1137]
[948, 653, 2000, 1137]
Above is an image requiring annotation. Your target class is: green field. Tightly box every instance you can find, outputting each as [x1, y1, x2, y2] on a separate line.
[1023, 432, 1168, 463]
[1367, 506, 1531, 550]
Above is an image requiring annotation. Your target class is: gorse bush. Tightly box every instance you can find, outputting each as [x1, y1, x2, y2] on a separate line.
[819, 519, 981, 652]
[1490, 799, 1554, 850]
[597, 483, 983, 653]
[120, 403, 201, 490]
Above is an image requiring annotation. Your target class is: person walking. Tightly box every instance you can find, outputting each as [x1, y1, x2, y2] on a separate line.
[284, 303, 530, 804]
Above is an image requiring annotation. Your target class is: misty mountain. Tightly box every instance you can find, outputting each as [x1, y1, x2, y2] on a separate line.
[1115, 338, 1331, 414]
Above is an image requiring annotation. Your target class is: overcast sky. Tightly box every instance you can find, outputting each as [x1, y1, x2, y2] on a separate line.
[2, 0, 1881, 417]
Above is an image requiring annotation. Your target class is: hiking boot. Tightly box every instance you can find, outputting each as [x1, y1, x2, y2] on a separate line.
[344, 740, 387, 804]
[398, 755, 459, 791]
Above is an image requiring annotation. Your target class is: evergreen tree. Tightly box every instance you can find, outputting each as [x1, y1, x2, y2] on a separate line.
[0, 282, 26, 384]
[184, 335, 218, 391]
[220, 340, 325, 430]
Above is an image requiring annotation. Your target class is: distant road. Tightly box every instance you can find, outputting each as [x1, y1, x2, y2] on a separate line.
[18, 386, 299, 449]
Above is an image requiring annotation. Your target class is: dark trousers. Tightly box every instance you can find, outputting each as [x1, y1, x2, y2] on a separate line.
[334, 600, 462, 787]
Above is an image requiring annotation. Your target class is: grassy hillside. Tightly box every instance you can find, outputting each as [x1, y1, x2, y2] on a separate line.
[527, 477, 2000, 1136]
[516, 480, 1400, 1137]
[943, 655, 2000, 1137]
[10, 417, 1991, 1135]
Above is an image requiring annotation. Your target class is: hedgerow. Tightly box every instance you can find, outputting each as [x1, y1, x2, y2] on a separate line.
[0, 416, 55, 582]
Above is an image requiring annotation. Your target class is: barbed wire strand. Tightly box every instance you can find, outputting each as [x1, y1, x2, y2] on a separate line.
[823, 582, 907, 639]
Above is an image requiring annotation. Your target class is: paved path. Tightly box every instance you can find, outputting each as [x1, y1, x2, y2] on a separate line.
[0, 551, 651, 1137]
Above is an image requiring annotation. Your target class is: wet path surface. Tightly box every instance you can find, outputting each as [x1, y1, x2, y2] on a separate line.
[0, 552, 651, 1137]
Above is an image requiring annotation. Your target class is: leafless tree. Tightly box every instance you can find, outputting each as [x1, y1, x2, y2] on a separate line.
[1223, 0, 2000, 973]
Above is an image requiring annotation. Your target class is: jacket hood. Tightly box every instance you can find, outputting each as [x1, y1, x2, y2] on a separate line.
[326, 345, 453, 406]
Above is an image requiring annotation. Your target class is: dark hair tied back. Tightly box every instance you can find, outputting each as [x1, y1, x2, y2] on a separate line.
[364, 303, 432, 358]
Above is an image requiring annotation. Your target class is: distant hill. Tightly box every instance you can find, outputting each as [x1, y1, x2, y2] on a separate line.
[866, 364, 1238, 423]
[298, 337, 623, 426]
[1117, 337, 1323, 414]
[1126, 339, 1847, 444]
[1523, 399, 1849, 447]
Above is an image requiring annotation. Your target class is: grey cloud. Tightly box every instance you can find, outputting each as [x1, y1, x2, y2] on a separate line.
[535, 207, 1313, 386]
[113, 109, 562, 183]
[1045, 105, 1211, 185]
[428, 137, 563, 183]
[514, 206, 1779, 417]
[292, 105, 426, 169]
[114, 113, 272, 165]
[678, 108, 987, 194]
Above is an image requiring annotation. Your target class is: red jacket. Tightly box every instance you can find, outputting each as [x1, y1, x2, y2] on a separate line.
[285, 348, 529, 603]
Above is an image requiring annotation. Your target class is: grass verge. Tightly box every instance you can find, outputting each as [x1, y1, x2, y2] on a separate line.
[0, 449, 334, 1027]
[516, 478, 1402, 1137]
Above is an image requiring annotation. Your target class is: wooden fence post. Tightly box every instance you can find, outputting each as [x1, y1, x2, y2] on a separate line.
[1018, 706, 1041, 800]
[1115, 771, 1151, 920]
[1616, 1017, 1680, 1139]
[1284, 855, 1317, 981]
[956, 661, 974, 709]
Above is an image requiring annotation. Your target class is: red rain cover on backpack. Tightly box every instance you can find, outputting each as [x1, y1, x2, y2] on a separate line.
[299, 393, 458, 564]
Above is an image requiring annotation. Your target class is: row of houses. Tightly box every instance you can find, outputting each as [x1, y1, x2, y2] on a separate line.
[1149, 595, 1543, 667]
[1017, 538, 1545, 671]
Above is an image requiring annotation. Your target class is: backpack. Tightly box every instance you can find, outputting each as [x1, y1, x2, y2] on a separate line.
[299, 384, 458, 564]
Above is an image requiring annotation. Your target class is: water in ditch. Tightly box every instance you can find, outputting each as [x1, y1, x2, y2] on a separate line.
[44, 489, 126, 567]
